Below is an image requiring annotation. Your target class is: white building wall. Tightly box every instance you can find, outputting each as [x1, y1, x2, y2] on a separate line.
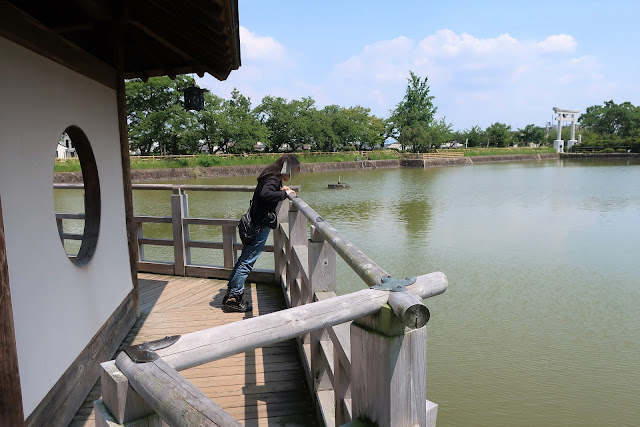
[0, 37, 134, 416]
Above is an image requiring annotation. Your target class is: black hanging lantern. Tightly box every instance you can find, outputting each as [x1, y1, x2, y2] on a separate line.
[183, 86, 209, 111]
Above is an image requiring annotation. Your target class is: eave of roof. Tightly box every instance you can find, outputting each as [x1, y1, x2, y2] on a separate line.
[0, 0, 241, 86]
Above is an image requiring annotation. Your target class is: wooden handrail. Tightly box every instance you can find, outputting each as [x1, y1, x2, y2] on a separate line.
[54, 183, 300, 192]
[114, 354, 241, 426]
[154, 272, 447, 371]
[286, 194, 431, 329]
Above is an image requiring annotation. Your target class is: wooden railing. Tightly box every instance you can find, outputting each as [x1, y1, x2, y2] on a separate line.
[54, 183, 279, 284]
[55, 184, 447, 426]
[272, 195, 445, 426]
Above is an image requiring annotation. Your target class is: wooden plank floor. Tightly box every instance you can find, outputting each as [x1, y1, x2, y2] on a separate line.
[69, 273, 315, 426]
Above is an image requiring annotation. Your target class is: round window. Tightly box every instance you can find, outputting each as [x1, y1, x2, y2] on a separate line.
[54, 126, 101, 267]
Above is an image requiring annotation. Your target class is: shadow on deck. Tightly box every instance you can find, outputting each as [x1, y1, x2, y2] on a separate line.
[70, 273, 315, 426]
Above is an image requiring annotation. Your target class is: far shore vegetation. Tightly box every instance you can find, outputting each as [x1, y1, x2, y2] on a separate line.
[54, 147, 557, 173]
[55, 72, 639, 173]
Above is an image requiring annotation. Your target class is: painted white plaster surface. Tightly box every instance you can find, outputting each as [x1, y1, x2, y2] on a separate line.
[0, 37, 133, 416]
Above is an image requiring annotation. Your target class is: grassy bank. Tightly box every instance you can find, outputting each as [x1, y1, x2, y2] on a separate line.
[53, 148, 556, 172]
[54, 151, 399, 172]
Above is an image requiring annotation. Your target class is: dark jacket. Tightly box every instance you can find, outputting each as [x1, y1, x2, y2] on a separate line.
[250, 174, 287, 229]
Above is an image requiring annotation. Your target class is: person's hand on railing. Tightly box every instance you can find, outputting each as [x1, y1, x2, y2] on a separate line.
[282, 185, 296, 196]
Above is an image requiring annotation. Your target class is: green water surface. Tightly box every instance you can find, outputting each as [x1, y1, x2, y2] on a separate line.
[54, 158, 640, 426]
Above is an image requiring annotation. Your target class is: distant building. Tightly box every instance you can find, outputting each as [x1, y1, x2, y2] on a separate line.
[56, 133, 76, 158]
[440, 142, 464, 149]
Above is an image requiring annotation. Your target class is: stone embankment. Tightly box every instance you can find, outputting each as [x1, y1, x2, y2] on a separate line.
[560, 152, 640, 159]
[401, 152, 559, 168]
[54, 159, 401, 183]
[53, 154, 562, 183]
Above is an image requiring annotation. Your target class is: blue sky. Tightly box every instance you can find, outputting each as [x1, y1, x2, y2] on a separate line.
[198, 0, 640, 130]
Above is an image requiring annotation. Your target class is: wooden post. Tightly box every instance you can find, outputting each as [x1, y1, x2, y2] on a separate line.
[273, 199, 290, 296]
[136, 221, 145, 262]
[114, 28, 140, 316]
[334, 346, 351, 425]
[182, 191, 191, 265]
[288, 204, 307, 309]
[99, 360, 154, 424]
[288, 203, 308, 247]
[0, 197, 24, 427]
[350, 305, 430, 427]
[171, 188, 186, 276]
[309, 227, 337, 393]
[222, 225, 236, 269]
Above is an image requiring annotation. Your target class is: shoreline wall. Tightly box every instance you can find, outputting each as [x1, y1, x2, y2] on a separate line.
[54, 153, 571, 183]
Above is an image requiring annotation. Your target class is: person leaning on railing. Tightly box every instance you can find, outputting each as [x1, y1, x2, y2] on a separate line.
[222, 154, 300, 312]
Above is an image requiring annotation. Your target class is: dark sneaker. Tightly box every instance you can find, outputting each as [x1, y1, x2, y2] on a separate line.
[222, 289, 230, 305]
[224, 294, 253, 312]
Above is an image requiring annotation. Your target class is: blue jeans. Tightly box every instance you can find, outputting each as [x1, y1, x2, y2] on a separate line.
[227, 225, 271, 297]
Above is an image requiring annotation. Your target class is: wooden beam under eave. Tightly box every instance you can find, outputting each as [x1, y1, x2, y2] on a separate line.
[124, 66, 232, 81]
[0, 2, 117, 89]
[131, 20, 193, 61]
[114, 22, 141, 319]
[0, 196, 25, 425]
[73, 0, 112, 22]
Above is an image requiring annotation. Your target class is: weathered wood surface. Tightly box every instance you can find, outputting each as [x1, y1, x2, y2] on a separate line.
[116, 55, 140, 318]
[100, 360, 154, 423]
[153, 272, 446, 371]
[0, 197, 24, 425]
[115, 353, 241, 426]
[70, 273, 315, 426]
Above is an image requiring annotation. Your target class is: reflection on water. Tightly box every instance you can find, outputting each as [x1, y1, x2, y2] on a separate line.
[54, 158, 640, 426]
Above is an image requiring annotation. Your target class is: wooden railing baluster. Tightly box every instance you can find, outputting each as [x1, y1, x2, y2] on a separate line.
[171, 188, 186, 276]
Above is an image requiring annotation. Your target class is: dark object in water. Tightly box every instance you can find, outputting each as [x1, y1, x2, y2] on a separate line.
[328, 182, 350, 189]
[328, 175, 350, 189]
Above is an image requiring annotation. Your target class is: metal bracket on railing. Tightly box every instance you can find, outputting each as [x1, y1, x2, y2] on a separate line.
[371, 276, 416, 292]
[124, 335, 181, 363]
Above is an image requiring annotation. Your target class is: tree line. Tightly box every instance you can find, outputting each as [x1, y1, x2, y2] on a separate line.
[126, 74, 640, 155]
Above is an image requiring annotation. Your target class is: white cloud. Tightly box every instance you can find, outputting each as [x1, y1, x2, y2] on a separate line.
[239, 26, 286, 61]
[324, 30, 605, 128]
[197, 26, 295, 106]
[537, 34, 577, 53]
[197, 27, 630, 130]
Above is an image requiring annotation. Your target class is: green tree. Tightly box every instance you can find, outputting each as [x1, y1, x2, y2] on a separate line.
[517, 124, 546, 145]
[486, 122, 512, 147]
[389, 71, 437, 150]
[199, 92, 231, 153]
[315, 105, 342, 151]
[579, 100, 640, 138]
[331, 106, 386, 150]
[423, 118, 453, 150]
[256, 96, 318, 152]
[462, 125, 486, 147]
[126, 75, 197, 155]
[223, 89, 268, 154]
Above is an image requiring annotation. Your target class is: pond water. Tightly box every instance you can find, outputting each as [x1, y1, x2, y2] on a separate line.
[54, 158, 640, 426]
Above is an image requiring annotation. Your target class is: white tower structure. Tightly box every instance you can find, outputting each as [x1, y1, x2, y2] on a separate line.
[552, 107, 581, 152]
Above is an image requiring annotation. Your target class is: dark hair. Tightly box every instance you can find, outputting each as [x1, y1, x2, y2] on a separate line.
[258, 154, 301, 179]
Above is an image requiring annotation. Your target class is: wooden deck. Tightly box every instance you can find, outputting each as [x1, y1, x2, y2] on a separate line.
[70, 273, 316, 426]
